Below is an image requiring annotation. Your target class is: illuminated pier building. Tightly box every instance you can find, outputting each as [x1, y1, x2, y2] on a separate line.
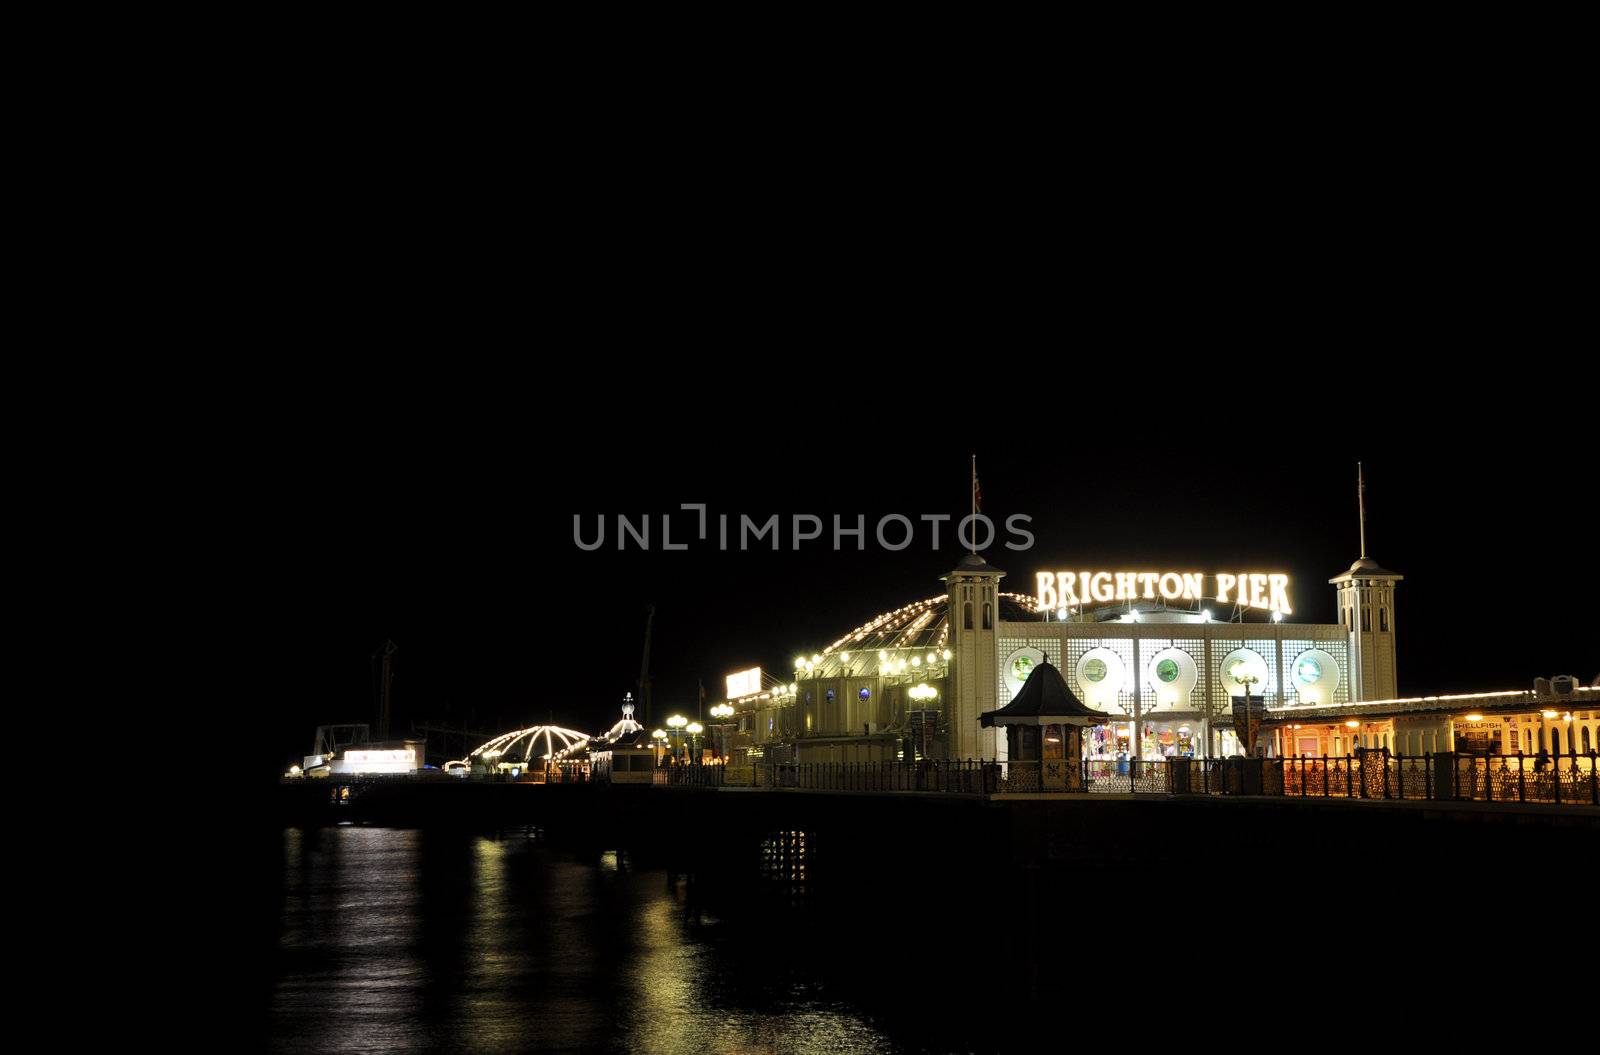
[725, 552, 1597, 767]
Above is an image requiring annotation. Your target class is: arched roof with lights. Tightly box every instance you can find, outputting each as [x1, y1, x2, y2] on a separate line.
[445, 725, 592, 769]
[792, 592, 1040, 678]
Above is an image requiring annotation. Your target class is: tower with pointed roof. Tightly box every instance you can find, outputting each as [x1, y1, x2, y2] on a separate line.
[943, 552, 1004, 759]
[1330, 465, 1402, 701]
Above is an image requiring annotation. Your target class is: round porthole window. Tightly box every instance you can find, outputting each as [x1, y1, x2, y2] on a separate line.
[1156, 658, 1179, 683]
[1084, 658, 1108, 683]
[1220, 648, 1270, 696]
[1287, 648, 1339, 703]
[1003, 646, 1046, 697]
[858, 688, 870, 701]
[825, 689, 836, 702]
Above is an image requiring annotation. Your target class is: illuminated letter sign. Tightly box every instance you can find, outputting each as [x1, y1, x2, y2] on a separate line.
[1036, 571, 1292, 615]
[726, 667, 763, 699]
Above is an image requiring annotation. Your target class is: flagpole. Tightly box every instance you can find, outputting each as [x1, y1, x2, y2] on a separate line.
[970, 453, 977, 555]
[1358, 462, 1367, 559]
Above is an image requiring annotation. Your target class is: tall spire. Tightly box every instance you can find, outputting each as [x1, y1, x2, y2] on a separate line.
[1358, 462, 1367, 560]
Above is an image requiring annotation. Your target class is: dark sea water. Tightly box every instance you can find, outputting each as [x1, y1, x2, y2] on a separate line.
[269, 826, 925, 1055]
[263, 800, 1595, 1052]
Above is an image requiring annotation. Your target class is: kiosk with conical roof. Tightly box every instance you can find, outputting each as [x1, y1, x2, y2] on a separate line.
[980, 661, 1108, 790]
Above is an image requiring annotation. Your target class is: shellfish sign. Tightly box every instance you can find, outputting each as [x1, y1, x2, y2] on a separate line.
[1035, 571, 1292, 615]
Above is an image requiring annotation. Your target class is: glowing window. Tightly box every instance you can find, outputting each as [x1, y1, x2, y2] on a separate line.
[1296, 658, 1322, 684]
[1156, 659, 1179, 683]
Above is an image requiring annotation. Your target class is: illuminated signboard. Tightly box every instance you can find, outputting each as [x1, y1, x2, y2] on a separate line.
[725, 667, 763, 699]
[338, 748, 416, 774]
[1035, 571, 1292, 615]
[344, 749, 414, 765]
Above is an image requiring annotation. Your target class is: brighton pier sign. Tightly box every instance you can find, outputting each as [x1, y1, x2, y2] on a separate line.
[1035, 570, 1292, 615]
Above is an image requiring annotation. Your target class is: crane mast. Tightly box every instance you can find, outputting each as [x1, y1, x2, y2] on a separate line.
[638, 606, 654, 728]
[373, 639, 398, 741]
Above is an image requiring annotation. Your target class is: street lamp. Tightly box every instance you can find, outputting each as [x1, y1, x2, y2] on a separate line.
[651, 728, 668, 767]
[686, 722, 704, 763]
[667, 714, 687, 762]
[709, 702, 736, 762]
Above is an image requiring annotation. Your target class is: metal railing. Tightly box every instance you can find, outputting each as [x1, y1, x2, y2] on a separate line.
[657, 760, 1000, 793]
[650, 751, 1600, 805]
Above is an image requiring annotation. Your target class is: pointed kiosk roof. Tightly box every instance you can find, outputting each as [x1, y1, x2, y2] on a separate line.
[980, 661, 1110, 728]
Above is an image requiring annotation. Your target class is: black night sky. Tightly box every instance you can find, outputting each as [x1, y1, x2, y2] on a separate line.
[243, 421, 1594, 778]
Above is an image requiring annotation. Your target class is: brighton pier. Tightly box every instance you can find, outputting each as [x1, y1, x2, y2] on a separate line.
[285, 532, 1599, 807]
[279, 541, 1599, 965]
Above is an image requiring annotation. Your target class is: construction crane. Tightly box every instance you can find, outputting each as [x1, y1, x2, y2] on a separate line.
[638, 606, 654, 728]
[372, 639, 398, 741]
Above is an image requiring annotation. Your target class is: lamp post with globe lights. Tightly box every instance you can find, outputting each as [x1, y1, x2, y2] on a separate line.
[709, 702, 736, 762]
[666, 714, 688, 763]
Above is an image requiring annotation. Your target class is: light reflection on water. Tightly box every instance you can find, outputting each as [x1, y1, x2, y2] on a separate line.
[272, 828, 900, 1054]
